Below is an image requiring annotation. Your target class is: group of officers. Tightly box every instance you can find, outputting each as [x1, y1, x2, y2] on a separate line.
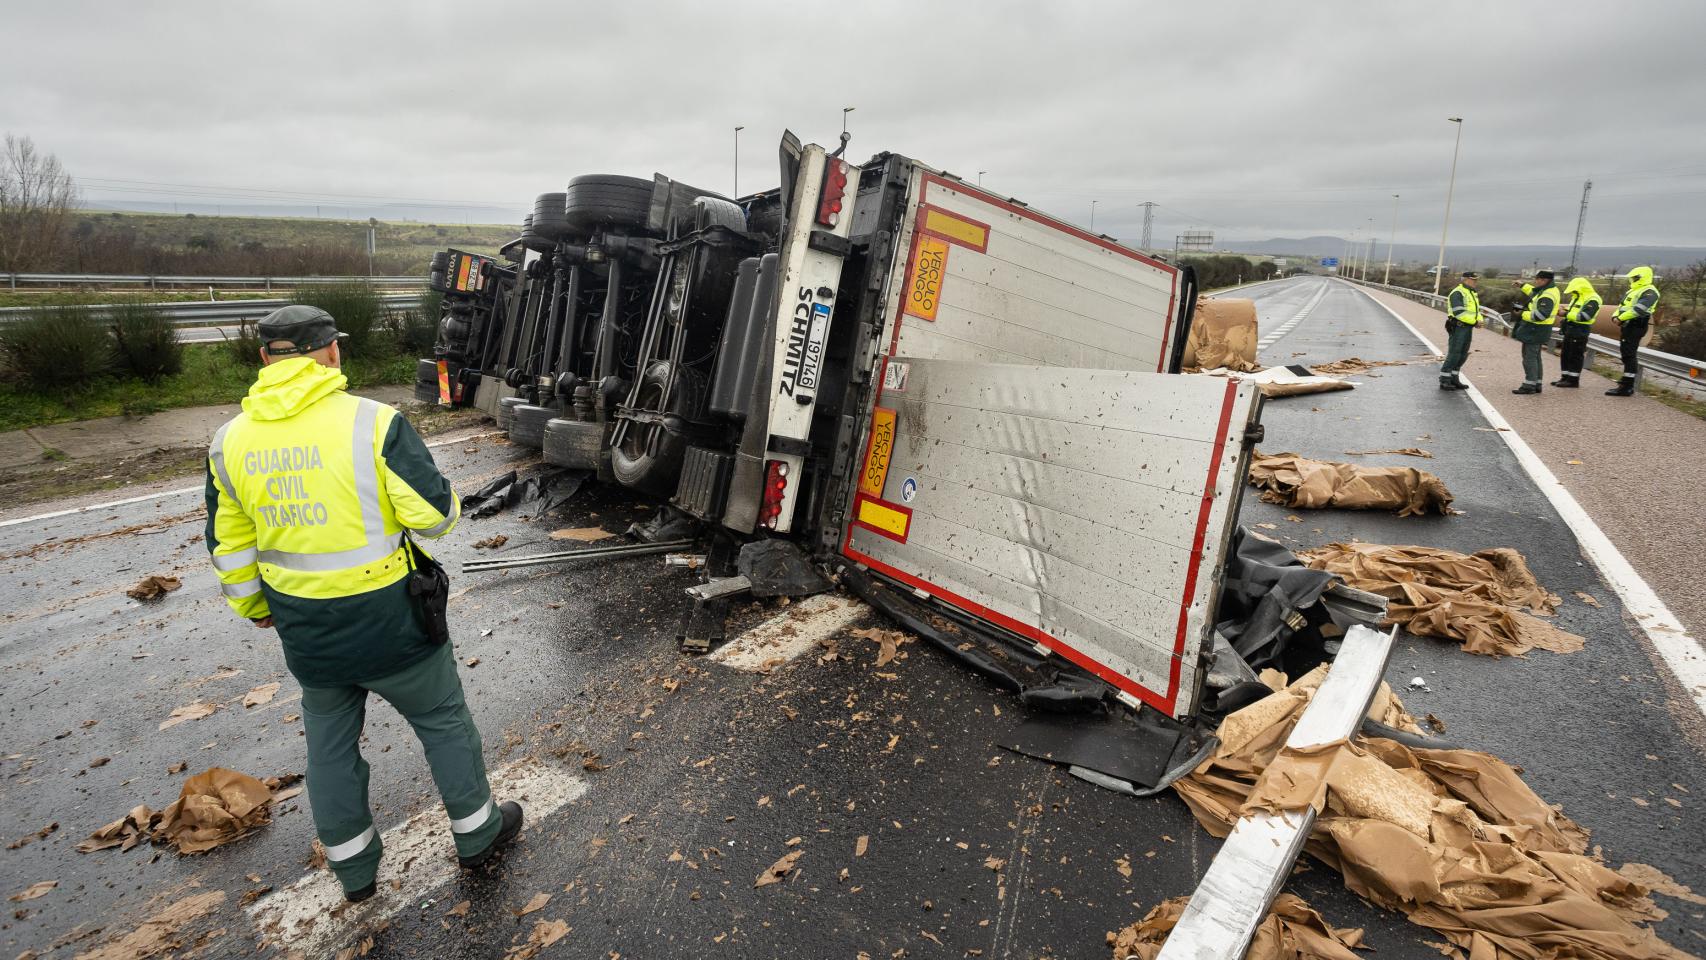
[1436, 265, 1662, 395]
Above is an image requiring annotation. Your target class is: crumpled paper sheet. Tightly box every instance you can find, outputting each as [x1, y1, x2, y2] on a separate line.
[1250, 452, 1458, 517]
[73, 890, 225, 960]
[1199, 365, 1356, 398]
[1311, 356, 1431, 376]
[79, 768, 285, 855]
[125, 575, 181, 602]
[1108, 893, 1365, 960]
[1301, 542, 1584, 657]
[1172, 670, 1690, 960]
[1182, 297, 1263, 373]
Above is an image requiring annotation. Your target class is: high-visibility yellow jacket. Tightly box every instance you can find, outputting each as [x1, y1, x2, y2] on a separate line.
[1562, 277, 1602, 327]
[1617, 267, 1660, 323]
[1446, 283, 1481, 325]
[205, 357, 460, 684]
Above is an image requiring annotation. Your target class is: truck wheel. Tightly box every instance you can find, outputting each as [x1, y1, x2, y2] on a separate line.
[509, 403, 555, 448]
[610, 361, 697, 497]
[542, 418, 603, 470]
[496, 396, 526, 431]
[564, 175, 654, 234]
[414, 358, 440, 403]
[533, 192, 569, 240]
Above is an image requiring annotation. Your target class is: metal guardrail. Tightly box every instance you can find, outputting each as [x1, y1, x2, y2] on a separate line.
[1344, 277, 1706, 393]
[0, 295, 422, 329]
[5, 273, 423, 290]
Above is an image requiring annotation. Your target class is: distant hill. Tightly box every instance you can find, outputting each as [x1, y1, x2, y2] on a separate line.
[1221, 236, 1706, 272]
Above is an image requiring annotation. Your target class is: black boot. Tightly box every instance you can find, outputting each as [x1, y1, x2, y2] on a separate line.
[1512, 384, 1541, 395]
[459, 801, 524, 869]
[1439, 379, 1456, 391]
[1550, 376, 1579, 388]
[345, 881, 377, 903]
[1605, 383, 1635, 396]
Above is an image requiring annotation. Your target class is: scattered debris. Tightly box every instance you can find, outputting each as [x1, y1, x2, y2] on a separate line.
[1424, 713, 1447, 733]
[1301, 542, 1585, 656]
[8, 881, 56, 902]
[1250, 452, 1457, 517]
[72, 890, 225, 960]
[515, 892, 551, 917]
[1575, 591, 1602, 608]
[446, 900, 471, 917]
[1408, 676, 1429, 690]
[125, 575, 182, 602]
[855, 836, 869, 858]
[504, 919, 570, 959]
[6, 821, 58, 850]
[472, 535, 509, 550]
[1618, 863, 1706, 907]
[1108, 893, 1364, 960]
[79, 768, 288, 855]
[1173, 669, 1686, 960]
[1311, 356, 1424, 376]
[1343, 447, 1432, 459]
[242, 682, 280, 708]
[548, 527, 612, 542]
[1202, 365, 1356, 398]
[158, 702, 219, 731]
[849, 626, 913, 667]
[756, 848, 804, 887]
[1181, 297, 1260, 373]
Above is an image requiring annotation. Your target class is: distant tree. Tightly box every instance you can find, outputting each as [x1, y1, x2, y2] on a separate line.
[1481, 267, 1501, 279]
[0, 134, 79, 271]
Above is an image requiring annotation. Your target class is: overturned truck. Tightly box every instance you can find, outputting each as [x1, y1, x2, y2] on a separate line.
[419, 132, 1360, 739]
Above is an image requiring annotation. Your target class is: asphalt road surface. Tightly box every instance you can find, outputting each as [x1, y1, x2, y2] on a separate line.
[0, 277, 1700, 959]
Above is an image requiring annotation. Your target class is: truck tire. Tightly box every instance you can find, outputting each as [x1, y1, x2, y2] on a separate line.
[533, 192, 569, 240]
[610, 360, 698, 497]
[414, 358, 440, 403]
[508, 403, 554, 448]
[496, 396, 526, 431]
[564, 175, 653, 234]
[542, 418, 603, 470]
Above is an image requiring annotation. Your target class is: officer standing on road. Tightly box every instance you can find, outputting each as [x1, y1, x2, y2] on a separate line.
[1551, 276, 1603, 388]
[203, 305, 522, 902]
[1510, 270, 1560, 394]
[1607, 265, 1661, 396]
[1438, 271, 1481, 390]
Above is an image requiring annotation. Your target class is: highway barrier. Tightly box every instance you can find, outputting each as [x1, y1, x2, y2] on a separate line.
[4, 273, 423, 291]
[0, 295, 422, 330]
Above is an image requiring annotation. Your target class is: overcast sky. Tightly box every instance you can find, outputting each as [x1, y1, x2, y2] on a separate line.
[5, 1, 1703, 249]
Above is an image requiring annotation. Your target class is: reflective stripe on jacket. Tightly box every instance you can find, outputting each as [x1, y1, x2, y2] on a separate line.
[205, 357, 460, 684]
[1562, 277, 1602, 326]
[1447, 284, 1481, 326]
[1617, 283, 1660, 323]
[1520, 284, 1560, 326]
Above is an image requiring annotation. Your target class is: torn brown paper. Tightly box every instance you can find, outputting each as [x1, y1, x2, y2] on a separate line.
[756, 848, 804, 887]
[1181, 297, 1261, 373]
[1250, 452, 1458, 517]
[1108, 892, 1364, 960]
[548, 526, 613, 542]
[1172, 673, 1690, 960]
[242, 682, 280, 708]
[1345, 448, 1433, 459]
[1301, 542, 1584, 657]
[158, 702, 219, 730]
[125, 575, 181, 602]
[152, 767, 275, 853]
[73, 890, 225, 960]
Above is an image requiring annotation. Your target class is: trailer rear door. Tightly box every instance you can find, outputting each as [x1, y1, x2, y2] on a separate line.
[839, 173, 1260, 719]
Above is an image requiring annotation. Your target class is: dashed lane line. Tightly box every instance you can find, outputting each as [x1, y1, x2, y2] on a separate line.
[1255, 279, 1330, 352]
[707, 593, 869, 672]
[246, 759, 587, 958]
[1350, 280, 1706, 719]
[0, 430, 503, 530]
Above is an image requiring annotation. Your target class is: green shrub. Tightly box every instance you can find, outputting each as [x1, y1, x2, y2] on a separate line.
[221, 319, 265, 369]
[0, 304, 114, 393]
[390, 290, 442, 357]
[1656, 318, 1706, 362]
[294, 281, 383, 352]
[110, 299, 183, 383]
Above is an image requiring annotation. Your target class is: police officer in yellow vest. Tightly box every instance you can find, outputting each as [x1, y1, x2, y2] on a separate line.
[1438, 271, 1480, 390]
[1551, 276, 1603, 388]
[1607, 265, 1661, 396]
[1511, 270, 1560, 394]
[204, 306, 522, 902]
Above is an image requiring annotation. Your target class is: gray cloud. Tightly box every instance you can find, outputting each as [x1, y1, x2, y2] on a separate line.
[5, 0, 1703, 248]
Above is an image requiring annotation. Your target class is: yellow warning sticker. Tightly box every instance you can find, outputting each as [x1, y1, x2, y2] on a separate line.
[856, 496, 911, 540]
[922, 208, 989, 250]
[904, 236, 948, 321]
[859, 407, 897, 498]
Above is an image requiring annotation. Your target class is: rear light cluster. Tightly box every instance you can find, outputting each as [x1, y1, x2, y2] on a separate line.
[761, 459, 790, 529]
[816, 159, 850, 227]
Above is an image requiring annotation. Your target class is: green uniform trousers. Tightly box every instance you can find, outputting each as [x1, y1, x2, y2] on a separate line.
[1520, 341, 1545, 385]
[300, 643, 499, 892]
[1440, 320, 1474, 379]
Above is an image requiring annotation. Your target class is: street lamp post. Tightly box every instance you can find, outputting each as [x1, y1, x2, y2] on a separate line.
[1383, 194, 1400, 285]
[1090, 200, 1098, 231]
[977, 170, 986, 187]
[733, 126, 744, 196]
[842, 106, 855, 134]
[1433, 117, 1464, 295]
[1363, 217, 1376, 280]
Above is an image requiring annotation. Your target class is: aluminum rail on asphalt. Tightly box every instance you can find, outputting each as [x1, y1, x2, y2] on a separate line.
[1346, 277, 1706, 392]
[1150, 625, 1397, 960]
[6, 272, 423, 289]
[460, 539, 700, 573]
[0, 295, 422, 328]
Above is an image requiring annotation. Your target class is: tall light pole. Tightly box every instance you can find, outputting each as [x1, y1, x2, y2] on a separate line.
[1383, 193, 1400, 285]
[1433, 117, 1464, 295]
[1362, 217, 1376, 280]
[977, 170, 986, 187]
[842, 106, 855, 134]
[1090, 200, 1098, 230]
[733, 125, 744, 196]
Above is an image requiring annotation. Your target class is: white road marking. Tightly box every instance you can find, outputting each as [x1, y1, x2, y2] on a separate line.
[0, 430, 502, 530]
[246, 759, 586, 958]
[708, 593, 869, 672]
[1255, 279, 1330, 352]
[1350, 280, 1706, 718]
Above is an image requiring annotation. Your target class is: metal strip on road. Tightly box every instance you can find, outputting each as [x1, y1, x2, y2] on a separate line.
[0, 431, 502, 531]
[1153, 625, 1396, 960]
[1350, 281, 1706, 718]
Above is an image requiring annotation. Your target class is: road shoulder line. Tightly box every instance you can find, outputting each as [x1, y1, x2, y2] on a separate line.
[1349, 281, 1706, 718]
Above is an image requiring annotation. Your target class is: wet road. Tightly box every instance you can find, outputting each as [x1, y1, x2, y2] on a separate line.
[0, 278, 1701, 958]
